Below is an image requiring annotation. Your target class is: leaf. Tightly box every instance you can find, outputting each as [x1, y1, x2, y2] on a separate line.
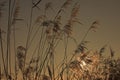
[92, 20, 99, 25]
[99, 45, 107, 56]
[47, 65, 52, 79]
[72, 19, 83, 25]
[109, 46, 115, 58]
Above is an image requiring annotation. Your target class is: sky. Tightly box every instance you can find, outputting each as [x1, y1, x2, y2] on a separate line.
[79, 0, 120, 56]
[0, 0, 120, 76]
[21, 0, 119, 57]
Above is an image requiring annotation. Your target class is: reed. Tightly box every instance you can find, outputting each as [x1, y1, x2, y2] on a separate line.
[0, 0, 120, 80]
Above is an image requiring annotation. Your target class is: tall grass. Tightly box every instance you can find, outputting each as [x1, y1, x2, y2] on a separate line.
[0, 0, 120, 80]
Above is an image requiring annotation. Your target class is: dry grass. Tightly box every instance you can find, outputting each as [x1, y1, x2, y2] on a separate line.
[0, 0, 120, 80]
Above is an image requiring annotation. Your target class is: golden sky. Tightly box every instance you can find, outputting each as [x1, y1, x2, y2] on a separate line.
[24, 0, 120, 53]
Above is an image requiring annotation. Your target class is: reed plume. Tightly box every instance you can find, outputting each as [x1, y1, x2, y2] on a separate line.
[0, 1, 6, 18]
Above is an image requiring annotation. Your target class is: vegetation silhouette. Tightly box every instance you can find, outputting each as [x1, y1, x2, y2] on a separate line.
[0, 0, 120, 80]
